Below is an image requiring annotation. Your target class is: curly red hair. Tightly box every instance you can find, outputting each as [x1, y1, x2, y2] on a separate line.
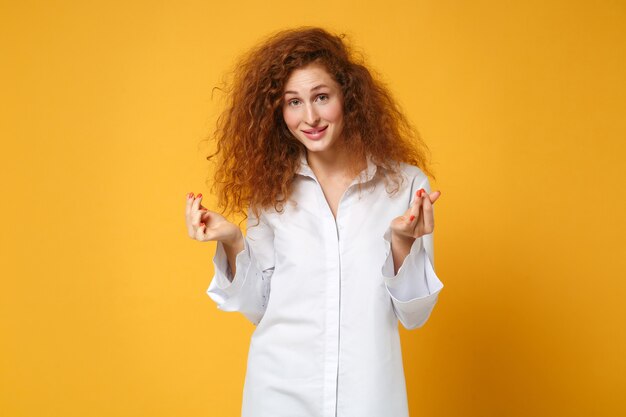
[207, 27, 433, 220]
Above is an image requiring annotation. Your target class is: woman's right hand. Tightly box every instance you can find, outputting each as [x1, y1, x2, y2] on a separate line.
[185, 193, 242, 245]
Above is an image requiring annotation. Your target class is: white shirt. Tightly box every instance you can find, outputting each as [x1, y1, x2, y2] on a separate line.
[207, 156, 444, 417]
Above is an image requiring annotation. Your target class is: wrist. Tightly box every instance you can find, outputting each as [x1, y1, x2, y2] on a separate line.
[391, 230, 416, 247]
[221, 230, 244, 250]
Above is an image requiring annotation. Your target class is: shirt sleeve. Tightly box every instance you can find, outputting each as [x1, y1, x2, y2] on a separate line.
[381, 175, 444, 330]
[206, 210, 275, 325]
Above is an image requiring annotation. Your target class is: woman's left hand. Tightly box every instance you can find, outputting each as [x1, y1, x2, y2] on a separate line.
[390, 189, 441, 240]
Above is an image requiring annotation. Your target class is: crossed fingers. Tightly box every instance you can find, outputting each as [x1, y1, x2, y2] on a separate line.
[185, 192, 208, 239]
[402, 188, 441, 238]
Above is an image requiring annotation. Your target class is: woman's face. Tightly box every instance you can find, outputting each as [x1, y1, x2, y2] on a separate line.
[282, 63, 345, 157]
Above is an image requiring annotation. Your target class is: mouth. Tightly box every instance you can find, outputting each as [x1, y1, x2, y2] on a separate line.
[301, 125, 328, 140]
[301, 125, 328, 134]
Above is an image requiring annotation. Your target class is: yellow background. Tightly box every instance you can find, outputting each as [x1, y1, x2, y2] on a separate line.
[2, 0, 625, 416]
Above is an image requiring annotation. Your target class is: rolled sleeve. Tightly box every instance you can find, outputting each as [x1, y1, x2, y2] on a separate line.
[206, 211, 275, 325]
[381, 225, 444, 329]
[207, 239, 252, 302]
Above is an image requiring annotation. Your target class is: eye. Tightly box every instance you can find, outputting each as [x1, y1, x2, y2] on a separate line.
[316, 94, 329, 102]
[287, 98, 301, 107]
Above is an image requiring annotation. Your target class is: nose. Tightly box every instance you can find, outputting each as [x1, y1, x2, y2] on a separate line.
[304, 104, 320, 126]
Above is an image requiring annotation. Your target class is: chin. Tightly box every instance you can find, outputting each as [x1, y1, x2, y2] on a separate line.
[303, 141, 333, 154]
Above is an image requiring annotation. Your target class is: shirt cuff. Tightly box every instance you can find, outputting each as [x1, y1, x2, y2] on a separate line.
[209, 239, 252, 299]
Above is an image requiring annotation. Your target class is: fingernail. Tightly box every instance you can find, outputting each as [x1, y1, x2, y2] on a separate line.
[409, 215, 415, 221]
[418, 188, 425, 197]
[187, 192, 194, 199]
[197, 193, 202, 199]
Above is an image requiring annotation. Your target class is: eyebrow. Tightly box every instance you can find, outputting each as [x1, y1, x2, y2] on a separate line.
[284, 84, 330, 96]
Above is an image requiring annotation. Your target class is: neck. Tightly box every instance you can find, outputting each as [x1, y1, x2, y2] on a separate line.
[306, 145, 367, 181]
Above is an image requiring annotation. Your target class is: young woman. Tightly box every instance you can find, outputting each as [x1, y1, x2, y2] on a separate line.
[185, 27, 444, 417]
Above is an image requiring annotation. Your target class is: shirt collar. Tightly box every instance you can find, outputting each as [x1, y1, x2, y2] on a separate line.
[296, 153, 378, 185]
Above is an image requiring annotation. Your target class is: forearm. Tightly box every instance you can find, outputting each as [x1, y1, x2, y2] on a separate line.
[390, 232, 416, 275]
[222, 232, 245, 279]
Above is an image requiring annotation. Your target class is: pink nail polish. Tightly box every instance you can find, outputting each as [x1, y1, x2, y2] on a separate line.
[197, 193, 202, 199]
[409, 215, 415, 221]
[188, 192, 194, 199]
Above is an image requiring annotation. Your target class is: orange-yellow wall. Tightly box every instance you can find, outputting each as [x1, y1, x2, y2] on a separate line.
[1, 1, 625, 416]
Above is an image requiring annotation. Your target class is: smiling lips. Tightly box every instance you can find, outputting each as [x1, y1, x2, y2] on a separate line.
[301, 125, 328, 140]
